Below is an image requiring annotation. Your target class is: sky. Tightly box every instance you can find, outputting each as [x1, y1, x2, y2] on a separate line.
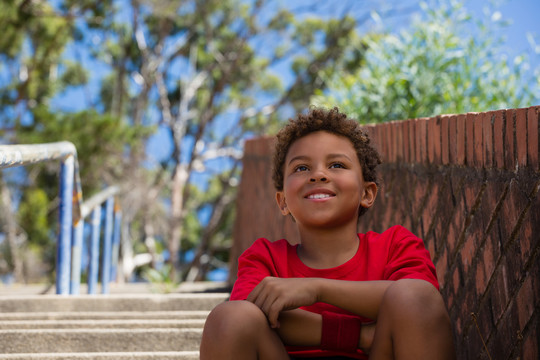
[464, 0, 540, 58]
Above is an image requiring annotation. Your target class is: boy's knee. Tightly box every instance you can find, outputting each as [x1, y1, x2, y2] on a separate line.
[204, 300, 267, 339]
[381, 279, 449, 322]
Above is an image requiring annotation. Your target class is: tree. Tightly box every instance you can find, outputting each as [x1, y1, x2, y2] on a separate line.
[1, 0, 416, 284]
[312, 0, 540, 123]
[0, 0, 146, 282]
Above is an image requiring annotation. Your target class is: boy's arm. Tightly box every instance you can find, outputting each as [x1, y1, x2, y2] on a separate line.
[275, 306, 376, 352]
[248, 276, 392, 327]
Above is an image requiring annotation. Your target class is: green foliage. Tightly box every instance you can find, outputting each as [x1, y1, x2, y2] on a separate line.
[312, 0, 540, 123]
[0, 0, 387, 283]
[18, 188, 51, 248]
[15, 106, 148, 195]
[142, 264, 178, 293]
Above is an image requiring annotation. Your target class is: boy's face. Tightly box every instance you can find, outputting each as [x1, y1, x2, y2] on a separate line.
[276, 131, 377, 229]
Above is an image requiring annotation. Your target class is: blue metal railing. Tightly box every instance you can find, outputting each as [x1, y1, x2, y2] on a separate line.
[0, 141, 122, 295]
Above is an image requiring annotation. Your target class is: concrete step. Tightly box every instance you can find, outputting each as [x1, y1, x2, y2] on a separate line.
[0, 283, 228, 358]
[0, 351, 199, 359]
[0, 319, 206, 329]
[0, 281, 229, 296]
[0, 328, 203, 353]
[0, 293, 228, 312]
[0, 310, 210, 321]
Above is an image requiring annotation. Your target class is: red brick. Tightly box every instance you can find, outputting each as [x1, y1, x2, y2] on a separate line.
[522, 329, 539, 360]
[441, 115, 450, 164]
[417, 118, 428, 164]
[427, 239, 436, 260]
[474, 259, 487, 297]
[446, 289, 454, 309]
[502, 240, 524, 294]
[518, 212, 534, 267]
[457, 114, 466, 165]
[500, 179, 530, 247]
[376, 125, 384, 157]
[473, 113, 484, 167]
[408, 120, 416, 163]
[488, 302, 520, 360]
[460, 235, 475, 273]
[433, 116, 442, 164]
[480, 234, 496, 293]
[491, 265, 510, 322]
[527, 106, 539, 169]
[393, 122, 400, 162]
[448, 115, 458, 164]
[435, 250, 448, 289]
[387, 123, 394, 162]
[516, 108, 528, 167]
[383, 123, 390, 162]
[402, 121, 410, 162]
[396, 121, 405, 161]
[452, 266, 461, 297]
[388, 122, 395, 162]
[482, 112, 493, 168]
[466, 113, 477, 166]
[428, 118, 435, 164]
[413, 178, 429, 219]
[505, 109, 516, 170]
[516, 276, 534, 329]
[493, 110, 505, 169]
[422, 181, 439, 237]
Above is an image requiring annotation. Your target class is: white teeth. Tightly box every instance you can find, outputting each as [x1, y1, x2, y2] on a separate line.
[308, 193, 331, 199]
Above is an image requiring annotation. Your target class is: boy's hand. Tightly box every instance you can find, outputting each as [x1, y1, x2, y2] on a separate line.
[247, 277, 319, 328]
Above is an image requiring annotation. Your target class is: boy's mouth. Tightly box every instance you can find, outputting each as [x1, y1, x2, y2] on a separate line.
[306, 193, 333, 199]
[304, 189, 336, 199]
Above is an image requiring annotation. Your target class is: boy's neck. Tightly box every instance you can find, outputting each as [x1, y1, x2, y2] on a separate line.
[296, 223, 360, 269]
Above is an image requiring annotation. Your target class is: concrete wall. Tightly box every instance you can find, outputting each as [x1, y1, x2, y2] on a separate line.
[230, 106, 539, 360]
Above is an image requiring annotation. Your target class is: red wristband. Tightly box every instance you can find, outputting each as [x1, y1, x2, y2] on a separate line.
[320, 311, 362, 353]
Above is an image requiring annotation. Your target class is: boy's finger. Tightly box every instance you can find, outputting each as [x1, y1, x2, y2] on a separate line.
[267, 299, 284, 328]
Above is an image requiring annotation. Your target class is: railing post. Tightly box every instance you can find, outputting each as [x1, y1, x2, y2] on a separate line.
[88, 207, 101, 295]
[70, 220, 84, 295]
[111, 206, 122, 282]
[56, 155, 74, 295]
[101, 197, 114, 294]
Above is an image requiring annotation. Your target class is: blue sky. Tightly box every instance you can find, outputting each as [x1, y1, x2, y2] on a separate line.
[465, 0, 540, 58]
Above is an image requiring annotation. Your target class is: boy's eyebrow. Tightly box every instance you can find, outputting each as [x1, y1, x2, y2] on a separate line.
[287, 155, 310, 166]
[287, 153, 353, 165]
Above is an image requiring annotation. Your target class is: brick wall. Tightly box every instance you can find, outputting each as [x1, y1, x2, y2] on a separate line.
[230, 106, 540, 359]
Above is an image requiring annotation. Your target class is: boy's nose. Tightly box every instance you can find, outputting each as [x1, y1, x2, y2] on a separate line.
[310, 172, 328, 182]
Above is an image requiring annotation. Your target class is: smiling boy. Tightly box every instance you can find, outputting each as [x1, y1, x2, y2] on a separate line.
[200, 107, 455, 360]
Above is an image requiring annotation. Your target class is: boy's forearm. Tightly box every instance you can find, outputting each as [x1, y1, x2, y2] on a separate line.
[276, 308, 375, 353]
[276, 309, 322, 346]
[315, 278, 393, 320]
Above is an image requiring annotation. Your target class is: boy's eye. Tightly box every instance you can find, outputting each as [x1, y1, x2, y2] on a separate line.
[329, 162, 346, 169]
[294, 165, 309, 172]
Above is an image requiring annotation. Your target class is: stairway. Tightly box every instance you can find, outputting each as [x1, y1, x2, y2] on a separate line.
[0, 283, 229, 359]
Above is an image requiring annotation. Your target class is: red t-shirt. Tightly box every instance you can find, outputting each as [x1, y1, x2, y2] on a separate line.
[230, 225, 439, 359]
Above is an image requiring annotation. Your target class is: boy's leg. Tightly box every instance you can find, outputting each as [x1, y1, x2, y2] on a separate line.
[369, 279, 455, 360]
[200, 300, 290, 360]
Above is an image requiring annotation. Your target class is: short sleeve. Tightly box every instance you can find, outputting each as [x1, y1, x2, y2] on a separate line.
[382, 226, 439, 289]
[230, 238, 286, 300]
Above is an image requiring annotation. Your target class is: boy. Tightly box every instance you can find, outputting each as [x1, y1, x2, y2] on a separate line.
[200, 107, 455, 359]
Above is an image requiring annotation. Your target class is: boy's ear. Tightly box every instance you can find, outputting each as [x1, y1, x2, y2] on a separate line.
[360, 182, 378, 209]
[275, 191, 290, 216]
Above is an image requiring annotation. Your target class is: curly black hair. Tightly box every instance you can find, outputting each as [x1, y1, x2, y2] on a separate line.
[272, 107, 381, 216]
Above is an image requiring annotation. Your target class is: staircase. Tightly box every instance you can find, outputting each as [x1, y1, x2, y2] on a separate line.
[0, 283, 229, 359]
